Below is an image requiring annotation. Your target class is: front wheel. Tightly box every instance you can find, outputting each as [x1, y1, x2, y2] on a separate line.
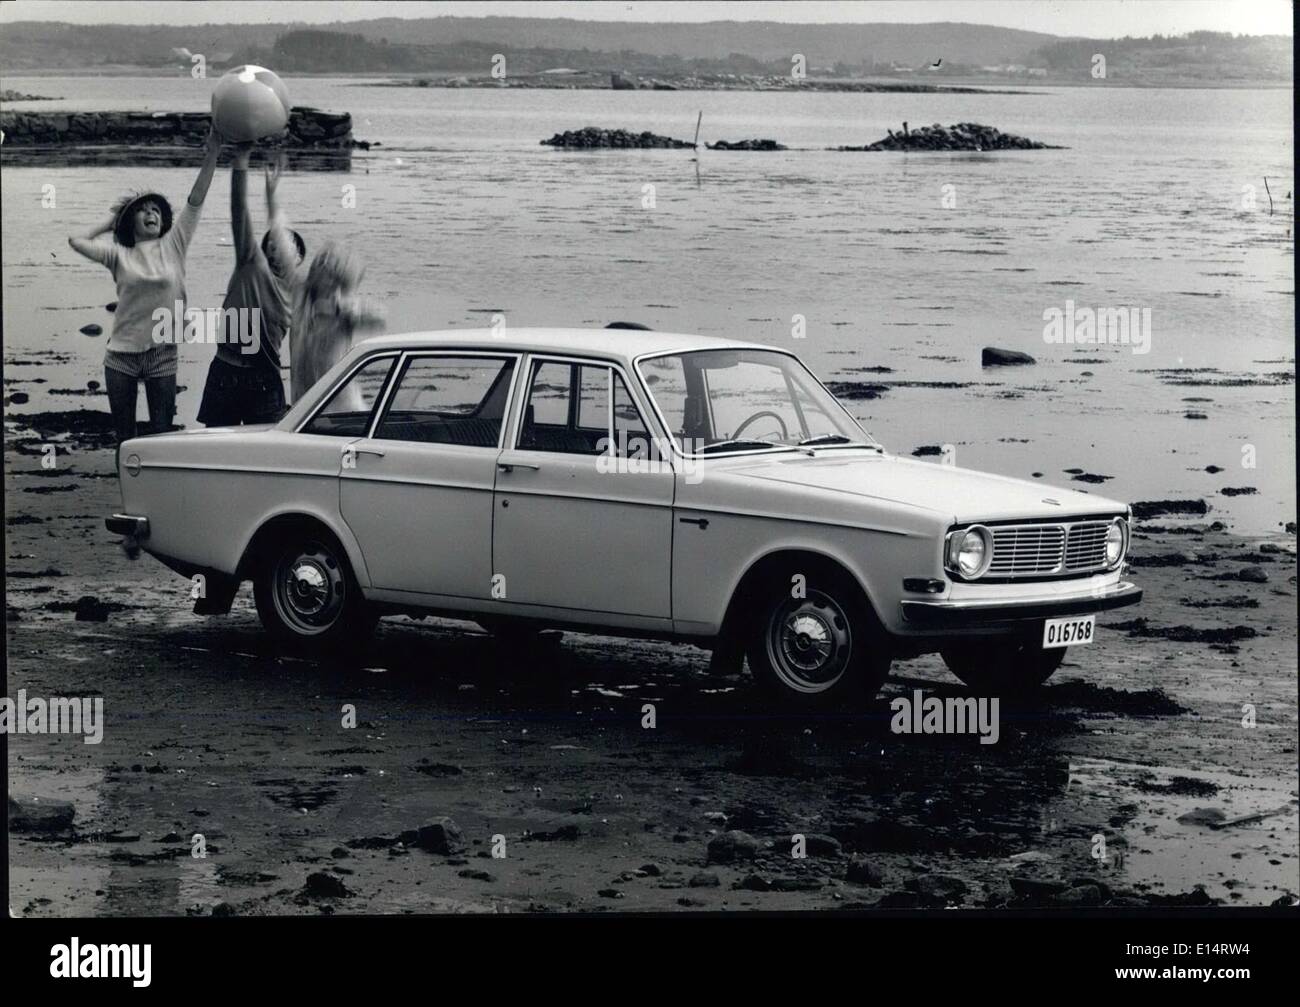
[254, 530, 376, 653]
[941, 638, 1066, 695]
[745, 564, 890, 708]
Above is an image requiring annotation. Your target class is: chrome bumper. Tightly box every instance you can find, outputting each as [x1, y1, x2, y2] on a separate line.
[105, 513, 149, 538]
[900, 580, 1142, 630]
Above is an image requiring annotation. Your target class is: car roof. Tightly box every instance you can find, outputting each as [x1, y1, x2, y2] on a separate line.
[351, 327, 779, 367]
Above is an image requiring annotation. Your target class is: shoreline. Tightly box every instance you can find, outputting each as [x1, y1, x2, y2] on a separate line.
[1, 70, 1291, 91]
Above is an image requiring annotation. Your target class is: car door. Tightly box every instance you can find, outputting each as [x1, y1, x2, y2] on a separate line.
[337, 351, 519, 601]
[491, 356, 674, 619]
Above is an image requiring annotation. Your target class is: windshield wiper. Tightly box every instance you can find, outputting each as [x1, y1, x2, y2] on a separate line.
[698, 439, 783, 454]
[797, 434, 853, 447]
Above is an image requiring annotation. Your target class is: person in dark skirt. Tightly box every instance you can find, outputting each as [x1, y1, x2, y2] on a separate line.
[197, 147, 305, 426]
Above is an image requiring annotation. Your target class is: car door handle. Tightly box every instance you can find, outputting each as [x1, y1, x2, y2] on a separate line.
[344, 444, 386, 458]
[497, 461, 541, 472]
[679, 517, 710, 529]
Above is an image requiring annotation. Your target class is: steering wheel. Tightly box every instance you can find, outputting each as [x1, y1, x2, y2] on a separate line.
[732, 410, 789, 442]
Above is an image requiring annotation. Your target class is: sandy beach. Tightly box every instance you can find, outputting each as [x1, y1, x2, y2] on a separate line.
[4, 418, 1296, 912]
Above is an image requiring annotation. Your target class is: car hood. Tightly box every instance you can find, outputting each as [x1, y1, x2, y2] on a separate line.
[715, 450, 1127, 523]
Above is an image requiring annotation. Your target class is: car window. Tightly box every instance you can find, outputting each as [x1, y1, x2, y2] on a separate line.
[639, 355, 687, 438]
[302, 355, 397, 437]
[704, 358, 803, 444]
[518, 360, 649, 457]
[374, 355, 515, 447]
[612, 372, 652, 457]
[519, 360, 607, 455]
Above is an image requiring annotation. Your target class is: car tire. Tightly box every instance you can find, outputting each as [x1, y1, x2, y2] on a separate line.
[940, 638, 1066, 694]
[253, 529, 376, 654]
[745, 562, 891, 708]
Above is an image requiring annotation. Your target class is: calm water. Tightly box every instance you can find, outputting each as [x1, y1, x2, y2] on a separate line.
[2, 77, 1294, 532]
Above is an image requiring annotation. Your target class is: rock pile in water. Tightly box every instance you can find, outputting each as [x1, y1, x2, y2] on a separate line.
[541, 127, 694, 149]
[0, 107, 360, 149]
[707, 138, 787, 151]
[839, 121, 1061, 151]
[1, 88, 59, 102]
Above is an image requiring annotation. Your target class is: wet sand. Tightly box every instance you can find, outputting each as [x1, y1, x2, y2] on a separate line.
[5, 410, 1296, 915]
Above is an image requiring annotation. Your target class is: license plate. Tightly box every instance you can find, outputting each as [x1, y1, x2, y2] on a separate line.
[1042, 614, 1095, 648]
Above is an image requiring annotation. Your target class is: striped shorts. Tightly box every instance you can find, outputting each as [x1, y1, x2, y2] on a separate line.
[104, 343, 178, 379]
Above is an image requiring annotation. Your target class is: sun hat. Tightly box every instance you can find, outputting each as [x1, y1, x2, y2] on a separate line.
[112, 190, 174, 247]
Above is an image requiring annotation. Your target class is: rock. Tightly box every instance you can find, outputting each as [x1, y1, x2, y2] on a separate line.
[79, 323, 102, 336]
[982, 346, 1036, 367]
[1130, 499, 1209, 520]
[838, 122, 1061, 152]
[8, 794, 76, 833]
[1054, 883, 1104, 906]
[605, 321, 651, 330]
[301, 872, 351, 898]
[688, 871, 721, 887]
[736, 873, 772, 891]
[73, 595, 114, 622]
[707, 830, 760, 864]
[803, 833, 843, 858]
[771, 876, 824, 892]
[1236, 566, 1269, 583]
[400, 816, 466, 855]
[9, 391, 29, 404]
[1009, 876, 1069, 900]
[845, 855, 885, 887]
[458, 869, 494, 882]
[905, 874, 968, 901]
[707, 138, 787, 151]
[541, 126, 694, 149]
[106, 302, 117, 312]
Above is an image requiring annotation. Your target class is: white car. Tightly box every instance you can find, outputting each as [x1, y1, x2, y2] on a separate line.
[107, 328, 1141, 705]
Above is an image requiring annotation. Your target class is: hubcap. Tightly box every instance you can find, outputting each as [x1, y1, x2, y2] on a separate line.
[273, 542, 345, 635]
[767, 589, 854, 694]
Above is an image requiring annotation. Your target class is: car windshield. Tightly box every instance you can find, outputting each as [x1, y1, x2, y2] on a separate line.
[637, 348, 876, 455]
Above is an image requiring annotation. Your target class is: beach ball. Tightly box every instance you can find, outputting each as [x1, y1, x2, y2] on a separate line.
[211, 65, 290, 142]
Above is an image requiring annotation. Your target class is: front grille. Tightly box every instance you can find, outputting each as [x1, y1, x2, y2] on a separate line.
[1064, 521, 1111, 571]
[989, 524, 1065, 574]
[986, 520, 1114, 578]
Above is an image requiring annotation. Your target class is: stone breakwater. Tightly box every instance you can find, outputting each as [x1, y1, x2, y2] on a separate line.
[1, 107, 359, 147]
[541, 127, 695, 149]
[838, 121, 1063, 151]
[707, 138, 787, 151]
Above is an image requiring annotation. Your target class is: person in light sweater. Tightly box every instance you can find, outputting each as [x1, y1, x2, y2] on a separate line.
[289, 241, 385, 405]
[68, 127, 222, 445]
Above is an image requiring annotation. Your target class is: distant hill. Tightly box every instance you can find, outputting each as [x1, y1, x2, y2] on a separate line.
[0, 17, 1288, 84]
[1025, 30, 1291, 83]
[0, 17, 1055, 72]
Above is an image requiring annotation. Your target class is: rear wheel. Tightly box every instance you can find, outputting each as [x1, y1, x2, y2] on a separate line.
[745, 562, 890, 708]
[941, 638, 1066, 694]
[253, 530, 376, 653]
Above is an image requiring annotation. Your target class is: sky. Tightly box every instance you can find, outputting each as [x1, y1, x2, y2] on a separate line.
[0, 0, 1293, 36]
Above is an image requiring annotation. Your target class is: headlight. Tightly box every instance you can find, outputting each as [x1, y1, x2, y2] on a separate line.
[947, 525, 992, 579]
[1105, 518, 1128, 568]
